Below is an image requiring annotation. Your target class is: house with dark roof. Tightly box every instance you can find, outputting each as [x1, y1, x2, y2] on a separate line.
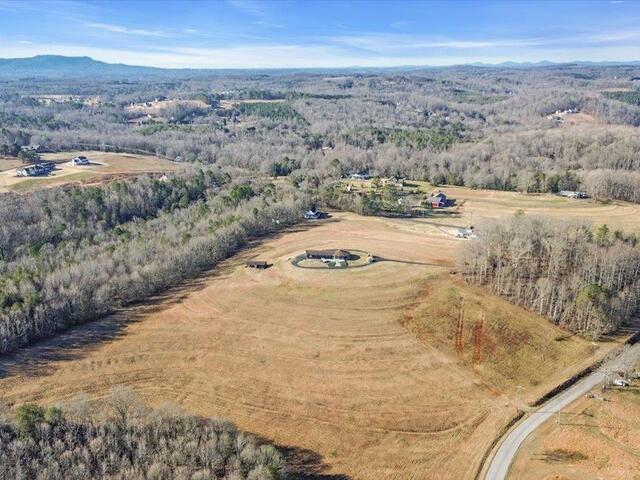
[16, 161, 55, 177]
[559, 190, 587, 199]
[305, 249, 351, 261]
[71, 155, 90, 166]
[426, 191, 448, 208]
[350, 172, 372, 180]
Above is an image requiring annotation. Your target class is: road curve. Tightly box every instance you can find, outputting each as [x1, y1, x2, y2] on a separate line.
[484, 342, 640, 480]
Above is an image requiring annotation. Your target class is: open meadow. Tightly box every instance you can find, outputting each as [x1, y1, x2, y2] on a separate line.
[348, 179, 640, 233]
[508, 362, 640, 480]
[0, 156, 24, 171]
[2, 187, 639, 479]
[0, 151, 184, 193]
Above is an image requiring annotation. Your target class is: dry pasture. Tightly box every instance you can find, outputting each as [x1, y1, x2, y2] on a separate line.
[0, 151, 183, 193]
[346, 179, 640, 233]
[124, 99, 209, 115]
[509, 369, 640, 480]
[0, 191, 638, 479]
[0, 156, 24, 172]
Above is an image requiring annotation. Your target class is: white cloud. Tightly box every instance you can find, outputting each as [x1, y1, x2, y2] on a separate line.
[391, 21, 410, 29]
[252, 20, 284, 28]
[585, 29, 640, 43]
[227, 0, 263, 16]
[87, 22, 169, 37]
[329, 34, 543, 51]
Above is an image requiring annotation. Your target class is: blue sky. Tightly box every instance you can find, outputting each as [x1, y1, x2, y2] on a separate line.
[0, 0, 639, 68]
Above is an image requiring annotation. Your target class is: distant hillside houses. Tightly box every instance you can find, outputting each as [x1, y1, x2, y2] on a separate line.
[350, 172, 372, 180]
[384, 176, 406, 189]
[559, 190, 587, 199]
[16, 161, 55, 177]
[20, 144, 43, 152]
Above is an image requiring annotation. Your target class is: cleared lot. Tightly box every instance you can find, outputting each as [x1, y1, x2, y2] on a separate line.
[0, 151, 183, 193]
[440, 185, 640, 233]
[508, 368, 640, 480]
[345, 179, 640, 234]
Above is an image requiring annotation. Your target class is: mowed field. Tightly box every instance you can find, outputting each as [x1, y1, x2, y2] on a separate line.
[348, 178, 640, 233]
[0, 156, 24, 171]
[0, 191, 639, 479]
[440, 185, 640, 233]
[0, 151, 183, 193]
[509, 369, 640, 480]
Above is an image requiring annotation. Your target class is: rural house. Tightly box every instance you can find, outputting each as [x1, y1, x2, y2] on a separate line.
[71, 155, 90, 166]
[559, 190, 587, 199]
[350, 172, 372, 180]
[426, 191, 448, 208]
[384, 176, 406, 189]
[16, 161, 55, 177]
[20, 144, 42, 153]
[305, 249, 350, 261]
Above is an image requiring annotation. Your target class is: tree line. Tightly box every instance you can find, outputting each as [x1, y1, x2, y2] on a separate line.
[0, 169, 224, 262]
[460, 215, 640, 337]
[0, 388, 286, 480]
[0, 170, 307, 355]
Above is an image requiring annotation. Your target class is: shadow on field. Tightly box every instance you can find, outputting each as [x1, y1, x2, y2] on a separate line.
[278, 444, 351, 480]
[0, 314, 130, 379]
[405, 210, 462, 221]
[378, 257, 448, 268]
[0, 218, 335, 381]
[390, 216, 463, 230]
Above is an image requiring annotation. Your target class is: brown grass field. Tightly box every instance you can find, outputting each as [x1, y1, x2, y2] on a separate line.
[0, 189, 639, 479]
[0, 151, 184, 193]
[0, 156, 24, 171]
[124, 99, 210, 116]
[509, 363, 640, 480]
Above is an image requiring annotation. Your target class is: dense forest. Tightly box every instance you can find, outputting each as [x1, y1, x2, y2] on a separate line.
[0, 388, 286, 480]
[0, 169, 306, 355]
[460, 215, 640, 337]
[1, 64, 640, 202]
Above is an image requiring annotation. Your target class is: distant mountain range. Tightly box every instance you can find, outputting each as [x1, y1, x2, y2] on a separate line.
[0, 55, 169, 78]
[0, 55, 639, 78]
[467, 60, 640, 68]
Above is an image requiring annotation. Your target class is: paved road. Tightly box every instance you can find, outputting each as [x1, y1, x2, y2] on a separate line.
[484, 342, 640, 480]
